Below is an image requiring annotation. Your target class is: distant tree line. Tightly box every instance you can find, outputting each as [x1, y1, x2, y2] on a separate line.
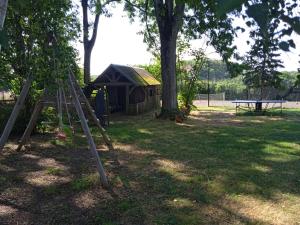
[140, 59, 300, 101]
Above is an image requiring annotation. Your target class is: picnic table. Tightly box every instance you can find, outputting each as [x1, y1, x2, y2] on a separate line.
[232, 100, 286, 115]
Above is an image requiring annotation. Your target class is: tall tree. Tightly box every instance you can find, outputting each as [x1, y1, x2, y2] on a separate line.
[153, 1, 185, 116]
[81, 0, 116, 84]
[126, 0, 299, 118]
[0, 0, 79, 127]
[241, 0, 299, 99]
[243, 2, 283, 99]
[125, 1, 186, 117]
[125, 0, 238, 118]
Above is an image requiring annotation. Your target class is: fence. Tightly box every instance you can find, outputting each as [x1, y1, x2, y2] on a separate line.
[196, 90, 300, 102]
[196, 92, 225, 101]
[0, 90, 15, 103]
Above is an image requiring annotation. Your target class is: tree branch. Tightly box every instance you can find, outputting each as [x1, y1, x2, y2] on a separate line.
[153, 0, 164, 31]
[86, 0, 119, 48]
[101, 0, 119, 9]
[144, 0, 159, 51]
[166, 0, 173, 20]
[88, 13, 100, 48]
[82, 0, 89, 47]
[172, 2, 185, 34]
[123, 0, 146, 13]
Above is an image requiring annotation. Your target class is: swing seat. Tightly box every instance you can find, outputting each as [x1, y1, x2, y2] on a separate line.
[56, 131, 67, 140]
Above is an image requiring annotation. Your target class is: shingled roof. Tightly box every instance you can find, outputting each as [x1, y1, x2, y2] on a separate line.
[93, 64, 160, 86]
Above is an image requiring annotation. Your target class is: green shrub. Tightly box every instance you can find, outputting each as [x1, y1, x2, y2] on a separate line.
[71, 173, 99, 192]
[46, 167, 63, 175]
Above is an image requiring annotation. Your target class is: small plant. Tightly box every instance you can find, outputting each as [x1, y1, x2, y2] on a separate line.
[44, 185, 61, 195]
[0, 176, 7, 185]
[94, 214, 117, 225]
[46, 167, 63, 176]
[117, 199, 134, 212]
[178, 49, 207, 115]
[71, 173, 99, 191]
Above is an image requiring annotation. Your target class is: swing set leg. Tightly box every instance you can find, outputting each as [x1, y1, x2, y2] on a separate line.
[68, 73, 109, 188]
[0, 76, 33, 151]
[69, 71, 114, 150]
[16, 100, 44, 151]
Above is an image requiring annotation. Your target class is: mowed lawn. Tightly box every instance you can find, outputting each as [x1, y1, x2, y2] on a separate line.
[1, 107, 300, 225]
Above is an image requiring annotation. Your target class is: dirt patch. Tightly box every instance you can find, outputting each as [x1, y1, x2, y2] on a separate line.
[0, 134, 121, 225]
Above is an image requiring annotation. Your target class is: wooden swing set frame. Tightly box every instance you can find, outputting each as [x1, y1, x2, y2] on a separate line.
[0, 70, 114, 188]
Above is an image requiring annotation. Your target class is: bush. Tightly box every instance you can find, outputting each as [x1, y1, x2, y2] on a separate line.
[0, 102, 58, 135]
[0, 105, 30, 135]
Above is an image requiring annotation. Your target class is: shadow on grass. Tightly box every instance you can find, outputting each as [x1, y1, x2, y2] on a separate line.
[106, 109, 300, 224]
[0, 108, 299, 224]
[0, 133, 143, 225]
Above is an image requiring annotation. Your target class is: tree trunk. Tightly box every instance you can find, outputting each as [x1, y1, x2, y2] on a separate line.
[160, 35, 178, 115]
[81, 0, 100, 85]
[83, 47, 92, 84]
[154, 0, 185, 119]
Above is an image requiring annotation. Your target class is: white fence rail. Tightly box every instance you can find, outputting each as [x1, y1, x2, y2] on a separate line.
[196, 93, 225, 101]
[0, 90, 15, 102]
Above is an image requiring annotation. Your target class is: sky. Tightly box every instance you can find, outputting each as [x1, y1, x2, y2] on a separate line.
[76, 4, 300, 76]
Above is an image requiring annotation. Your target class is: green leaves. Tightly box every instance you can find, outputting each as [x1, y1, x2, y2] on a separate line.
[278, 41, 290, 51]
[288, 39, 296, 49]
[278, 40, 296, 52]
[246, 3, 269, 34]
[242, 1, 286, 95]
[0, 0, 80, 94]
[281, 15, 300, 35]
[280, 28, 293, 37]
[215, 0, 246, 17]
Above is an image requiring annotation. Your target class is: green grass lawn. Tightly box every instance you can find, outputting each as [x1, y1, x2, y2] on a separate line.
[1, 107, 300, 224]
[104, 107, 300, 224]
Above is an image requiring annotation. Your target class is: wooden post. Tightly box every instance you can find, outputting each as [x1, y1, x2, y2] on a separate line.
[0, 0, 8, 29]
[69, 71, 114, 150]
[0, 0, 8, 51]
[68, 73, 109, 188]
[16, 100, 44, 151]
[0, 75, 32, 151]
[207, 62, 210, 107]
[125, 85, 129, 114]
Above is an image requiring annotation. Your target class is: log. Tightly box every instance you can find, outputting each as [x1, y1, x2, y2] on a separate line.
[0, 75, 32, 151]
[68, 73, 109, 188]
